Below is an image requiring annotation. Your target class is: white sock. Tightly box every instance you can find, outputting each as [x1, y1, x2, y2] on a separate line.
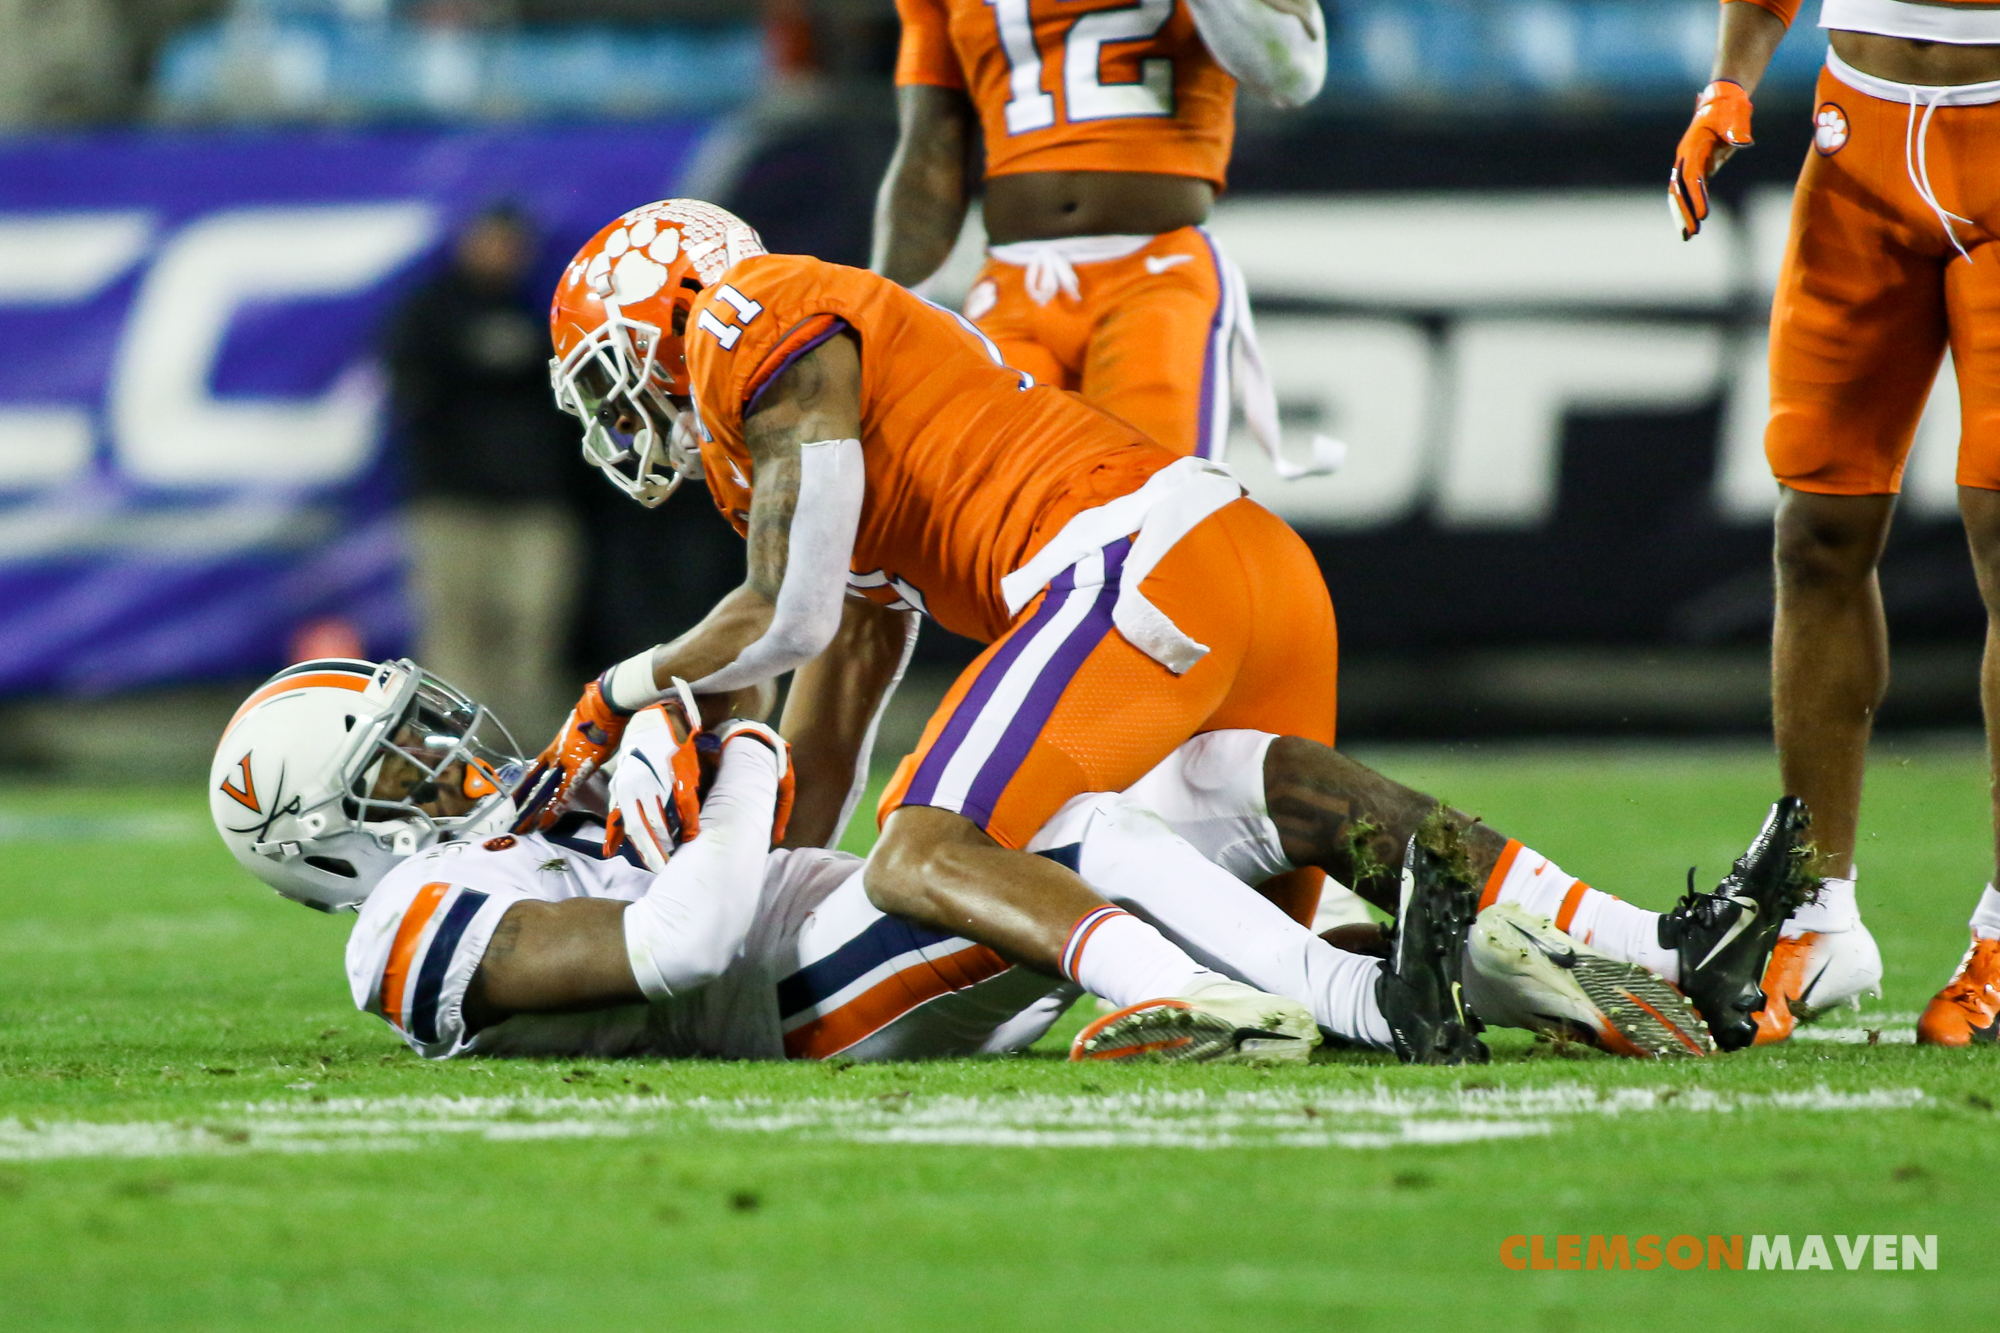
[1971, 885, 2000, 942]
[1060, 907, 1223, 1009]
[1049, 795, 1394, 1047]
[1482, 840, 1679, 984]
[1785, 873, 1859, 937]
[1295, 936, 1393, 1046]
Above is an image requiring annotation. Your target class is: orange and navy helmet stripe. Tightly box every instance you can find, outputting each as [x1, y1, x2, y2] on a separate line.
[221, 659, 376, 738]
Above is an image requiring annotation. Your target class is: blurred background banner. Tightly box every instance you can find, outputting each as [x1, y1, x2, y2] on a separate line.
[0, 0, 1985, 757]
[0, 120, 710, 697]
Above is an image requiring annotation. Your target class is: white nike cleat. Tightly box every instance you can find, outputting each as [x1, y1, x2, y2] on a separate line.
[1465, 903, 1716, 1058]
[1753, 920, 1886, 1042]
[1787, 921, 1884, 1020]
[1069, 980, 1321, 1065]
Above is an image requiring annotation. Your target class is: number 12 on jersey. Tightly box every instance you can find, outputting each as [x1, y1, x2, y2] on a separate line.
[987, 0, 1176, 134]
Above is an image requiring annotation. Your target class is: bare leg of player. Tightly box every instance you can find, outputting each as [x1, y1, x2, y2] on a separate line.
[1770, 487, 1897, 880]
[868, 805, 1323, 1062]
[1957, 488, 2000, 897]
[1918, 487, 2000, 1044]
[1259, 737, 1506, 913]
[1247, 733, 1816, 1052]
[867, 805, 1102, 968]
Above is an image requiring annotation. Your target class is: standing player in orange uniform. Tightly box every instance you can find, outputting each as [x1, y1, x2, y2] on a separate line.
[1673, 0, 2000, 1045]
[523, 198, 1494, 1063]
[872, 0, 1334, 476]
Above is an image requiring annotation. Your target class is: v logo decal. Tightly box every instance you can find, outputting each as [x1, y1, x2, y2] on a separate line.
[220, 753, 260, 813]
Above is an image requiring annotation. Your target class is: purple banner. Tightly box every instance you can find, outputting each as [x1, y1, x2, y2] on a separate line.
[0, 122, 713, 697]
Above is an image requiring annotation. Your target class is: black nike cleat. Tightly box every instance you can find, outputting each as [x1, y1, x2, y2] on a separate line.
[1658, 797, 1817, 1053]
[1377, 817, 1489, 1065]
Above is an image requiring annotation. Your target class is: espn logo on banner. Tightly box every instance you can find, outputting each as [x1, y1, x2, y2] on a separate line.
[1500, 1233, 1938, 1271]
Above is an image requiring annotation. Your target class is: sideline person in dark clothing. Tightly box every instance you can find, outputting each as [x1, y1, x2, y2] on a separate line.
[385, 204, 580, 740]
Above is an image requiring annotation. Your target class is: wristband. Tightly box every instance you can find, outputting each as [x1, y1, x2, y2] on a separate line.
[602, 651, 662, 714]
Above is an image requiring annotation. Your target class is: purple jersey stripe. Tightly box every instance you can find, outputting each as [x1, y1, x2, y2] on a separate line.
[957, 540, 1132, 826]
[744, 317, 853, 416]
[902, 561, 1084, 808]
[1193, 230, 1229, 462]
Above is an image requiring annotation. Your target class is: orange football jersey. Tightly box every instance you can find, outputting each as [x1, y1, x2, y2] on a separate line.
[683, 254, 1176, 644]
[894, 0, 1236, 186]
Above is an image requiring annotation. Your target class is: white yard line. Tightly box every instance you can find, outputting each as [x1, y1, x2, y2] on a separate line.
[0, 1084, 1934, 1163]
[1785, 1012, 1920, 1045]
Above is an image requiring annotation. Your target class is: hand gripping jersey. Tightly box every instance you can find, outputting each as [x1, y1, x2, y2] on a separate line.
[685, 253, 1177, 645]
[895, 0, 1236, 186]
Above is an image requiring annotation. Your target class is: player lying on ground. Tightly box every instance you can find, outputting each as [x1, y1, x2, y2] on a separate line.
[531, 201, 1813, 1054]
[210, 658, 1449, 1063]
[211, 661, 1810, 1062]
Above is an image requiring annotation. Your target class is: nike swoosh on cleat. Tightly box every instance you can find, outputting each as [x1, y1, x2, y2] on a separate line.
[1449, 980, 1466, 1025]
[1144, 254, 1193, 274]
[1507, 920, 1578, 968]
[1695, 896, 1758, 971]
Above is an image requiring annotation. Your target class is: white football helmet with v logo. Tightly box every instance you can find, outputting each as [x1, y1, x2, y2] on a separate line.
[209, 659, 526, 912]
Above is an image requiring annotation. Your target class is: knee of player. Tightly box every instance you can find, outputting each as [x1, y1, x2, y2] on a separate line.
[1773, 496, 1890, 588]
[862, 815, 945, 917]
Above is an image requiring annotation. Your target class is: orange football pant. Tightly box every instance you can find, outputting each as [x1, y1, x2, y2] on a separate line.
[967, 226, 1237, 460]
[1767, 65, 2000, 494]
[880, 497, 1338, 868]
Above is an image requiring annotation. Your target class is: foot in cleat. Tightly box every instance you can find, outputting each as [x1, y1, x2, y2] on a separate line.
[1916, 936, 2000, 1047]
[1377, 816, 1489, 1065]
[1069, 980, 1320, 1065]
[1659, 797, 1817, 1052]
[1467, 903, 1715, 1058]
[1753, 923, 1884, 1044]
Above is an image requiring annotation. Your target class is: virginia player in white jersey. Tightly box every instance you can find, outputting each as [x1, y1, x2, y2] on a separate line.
[210, 658, 1804, 1065]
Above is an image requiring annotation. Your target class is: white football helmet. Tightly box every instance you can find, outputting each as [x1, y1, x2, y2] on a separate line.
[209, 658, 526, 913]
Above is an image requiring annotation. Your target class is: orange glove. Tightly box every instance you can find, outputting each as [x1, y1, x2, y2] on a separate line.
[511, 679, 632, 833]
[1670, 80, 1753, 241]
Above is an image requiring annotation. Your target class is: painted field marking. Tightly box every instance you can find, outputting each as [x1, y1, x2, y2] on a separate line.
[1786, 1013, 1921, 1045]
[0, 1084, 1932, 1162]
[0, 811, 205, 843]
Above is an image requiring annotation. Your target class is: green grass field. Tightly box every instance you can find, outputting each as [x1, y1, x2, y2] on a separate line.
[4, 739, 1997, 1331]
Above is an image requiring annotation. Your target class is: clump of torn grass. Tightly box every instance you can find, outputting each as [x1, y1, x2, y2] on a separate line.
[1414, 806, 1475, 887]
[1344, 817, 1389, 890]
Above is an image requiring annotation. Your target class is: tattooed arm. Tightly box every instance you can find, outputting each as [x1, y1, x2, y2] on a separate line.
[871, 85, 978, 288]
[646, 332, 867, 693]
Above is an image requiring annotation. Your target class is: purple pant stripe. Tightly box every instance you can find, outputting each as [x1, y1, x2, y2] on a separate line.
[903, 562, 1083, 809]
[957, 540, 1133, 826]
[1193, 230, 1229, 462]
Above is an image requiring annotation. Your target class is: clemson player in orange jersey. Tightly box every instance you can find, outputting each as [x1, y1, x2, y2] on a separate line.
[871, 0, 1335, 477]
[1674, 0, 2000, 1047]
[518, 198, 1511, 1063]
